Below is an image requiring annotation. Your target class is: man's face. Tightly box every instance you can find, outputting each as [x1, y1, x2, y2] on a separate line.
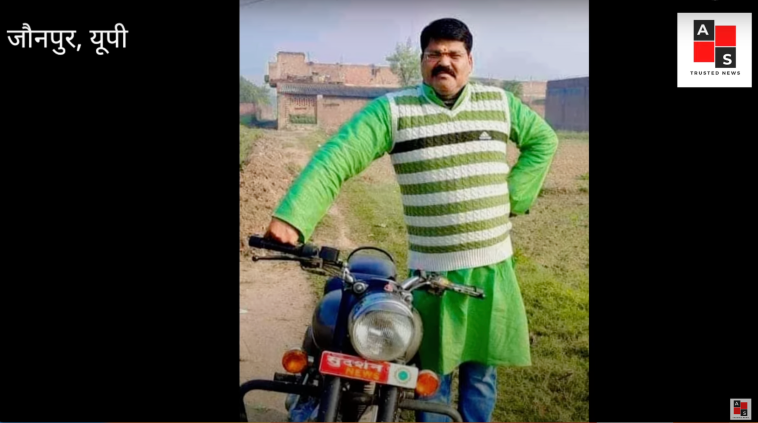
[421, 38, 472, 98]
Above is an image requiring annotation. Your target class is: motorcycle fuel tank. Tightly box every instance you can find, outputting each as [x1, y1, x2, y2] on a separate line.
[311, 287, 347, 352]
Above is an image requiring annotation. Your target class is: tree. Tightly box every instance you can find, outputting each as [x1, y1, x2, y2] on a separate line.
[240, 76, 255, 103]
[386, 38, 422, 88]
[240, 76, 271, 106]
[501, 80, 523, 99]
[252, 84, 271, 106]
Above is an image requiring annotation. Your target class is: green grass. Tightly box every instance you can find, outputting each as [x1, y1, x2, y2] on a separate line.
[307, 210, 341, 295]
[289, 114, 317, 124]
[285, 162, 302, 178]
[496, 256, 588, 420]
[240, 115, 254, 126]
[340, 180, 409, 277]
[577, 172, 589, 192]
[286, 129, 348, 297]
[300, 128, 330, 153]
[555, 130, 589, 142]
[239, 124, 262, 169]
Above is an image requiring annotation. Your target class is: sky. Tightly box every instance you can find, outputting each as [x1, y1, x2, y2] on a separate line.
[240, 0, 588, 86]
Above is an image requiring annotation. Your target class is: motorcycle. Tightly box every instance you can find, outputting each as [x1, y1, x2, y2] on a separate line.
[239, 234, 487, 422]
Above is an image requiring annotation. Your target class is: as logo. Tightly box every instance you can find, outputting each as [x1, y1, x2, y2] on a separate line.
[677, 13, 752, 88]
[731, 398, 751, 420]
[693, 19, 736, 67]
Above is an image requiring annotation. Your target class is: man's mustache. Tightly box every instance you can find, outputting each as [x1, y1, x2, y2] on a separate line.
[432, 66, 456, 77]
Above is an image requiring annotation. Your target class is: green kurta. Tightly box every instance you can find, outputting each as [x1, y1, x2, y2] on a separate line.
[273, 83, 558, 376]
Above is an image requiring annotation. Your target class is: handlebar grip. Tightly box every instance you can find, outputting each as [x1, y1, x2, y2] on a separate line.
[248, 235, 319, 257]
[452, 283, 485, 299]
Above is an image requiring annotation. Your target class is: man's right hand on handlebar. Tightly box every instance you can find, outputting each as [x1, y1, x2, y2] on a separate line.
[264, 217, 301, 246]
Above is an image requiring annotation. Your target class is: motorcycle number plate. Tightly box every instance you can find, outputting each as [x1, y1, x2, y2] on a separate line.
[319, 351, 418, 389]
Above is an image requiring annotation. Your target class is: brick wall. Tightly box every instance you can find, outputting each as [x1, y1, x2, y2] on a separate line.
[276, 52, 310, 78]
[286, 95, 316, 117]
[520, 81, 547, 102]
[317, 96, 371, 133]
[241, 102, 275, 121]
[269, 52, 400, 87]
[240, 103, 256, 115]
[258, 104, 275, 121]
[277, 93, 318, 129]
[268, 62, 278, 80]
[310, 63, 344, 84]
[339, 65, 399, 86]
[277, 94, 287, 129]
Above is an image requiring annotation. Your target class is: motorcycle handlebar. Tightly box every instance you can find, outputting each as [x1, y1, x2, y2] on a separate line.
[248, 235, 320, 258]
[450, 283, 485, 299]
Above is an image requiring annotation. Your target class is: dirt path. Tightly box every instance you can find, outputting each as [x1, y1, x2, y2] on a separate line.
[239, 128, 352, 421]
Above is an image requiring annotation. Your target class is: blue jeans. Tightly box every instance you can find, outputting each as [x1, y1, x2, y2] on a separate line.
[415, 362, 498, 422]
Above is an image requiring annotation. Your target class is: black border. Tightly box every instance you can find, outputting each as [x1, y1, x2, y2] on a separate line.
[2, 1, 241, 421]
[1, 0, 757, 422]
[590, 0, 756, 421]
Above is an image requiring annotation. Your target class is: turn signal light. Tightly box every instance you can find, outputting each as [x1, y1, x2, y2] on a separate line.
[415, 370, 440, 397]
[282, 348, 309, 373]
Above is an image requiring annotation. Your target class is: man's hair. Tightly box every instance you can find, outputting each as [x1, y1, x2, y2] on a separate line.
[420, 18, 473, 53]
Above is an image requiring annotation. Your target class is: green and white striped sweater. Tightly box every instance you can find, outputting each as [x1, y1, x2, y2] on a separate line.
[385, 84, 513, 271]
[273, 82, 557, 274]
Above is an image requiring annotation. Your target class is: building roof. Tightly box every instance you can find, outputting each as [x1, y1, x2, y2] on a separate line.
[547, 76, 589, 88]
[548, 76, 589, 82]
[277, 83, 400, 99]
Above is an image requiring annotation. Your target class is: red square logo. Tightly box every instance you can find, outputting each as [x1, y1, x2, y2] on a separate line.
[694, 41, 715, 62]
[716, 25, 736, 46]
[743, 402, 749, 409]
[736, 407, 742, 414]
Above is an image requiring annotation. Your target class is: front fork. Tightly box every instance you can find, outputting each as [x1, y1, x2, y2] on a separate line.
[316, 285, 355, 421]
[376, 384, 400, 422]
[314, 376, 401, 422]
[316, 375, 342, 422]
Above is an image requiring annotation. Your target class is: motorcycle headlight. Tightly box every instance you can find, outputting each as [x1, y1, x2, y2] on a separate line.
[348, 292, 417, 362]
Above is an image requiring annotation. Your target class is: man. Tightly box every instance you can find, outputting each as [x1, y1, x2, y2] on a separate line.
[265, 18, 558, 422]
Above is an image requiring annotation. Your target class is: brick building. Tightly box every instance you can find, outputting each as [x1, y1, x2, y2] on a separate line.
[544, 76, 589, 132]
[519, 81, 547, 117]
[519, 81, 547, 103]
[267, 52, 401, 87]
[240, 102, 256, 116]
[239, 102, 275, 122]
[275, 83, 397, 133]
[267, 52, 402, 131]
